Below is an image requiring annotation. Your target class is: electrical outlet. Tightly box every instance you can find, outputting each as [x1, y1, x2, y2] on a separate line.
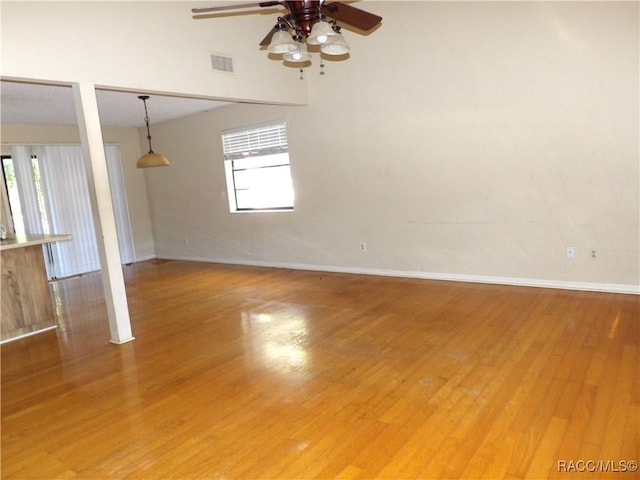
[566, 246, 576, 259]
[359, 242, 367, 252]
[589, 248, 597, 260]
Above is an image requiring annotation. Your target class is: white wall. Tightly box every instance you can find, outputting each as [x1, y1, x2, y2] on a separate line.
[0, 1, 307, 105]
[143, 2, 639, 292]
[0, 124, 156, 260]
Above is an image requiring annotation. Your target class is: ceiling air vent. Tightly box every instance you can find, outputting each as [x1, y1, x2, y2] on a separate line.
[210, 54, 234, 73]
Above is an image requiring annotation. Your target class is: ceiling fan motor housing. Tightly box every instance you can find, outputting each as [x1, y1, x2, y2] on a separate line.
[284, 0, 323, 36]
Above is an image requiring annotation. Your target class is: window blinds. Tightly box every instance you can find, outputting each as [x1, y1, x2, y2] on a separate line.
[221, 122, 288, 160]
[8, 145, 135, 279]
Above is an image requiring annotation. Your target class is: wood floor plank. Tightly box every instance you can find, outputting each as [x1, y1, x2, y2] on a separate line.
[2, 260, 638, 479]
[524, 416, 569, 479]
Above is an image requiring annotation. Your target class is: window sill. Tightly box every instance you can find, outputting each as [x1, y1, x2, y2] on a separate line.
[230, 208, 294, 214]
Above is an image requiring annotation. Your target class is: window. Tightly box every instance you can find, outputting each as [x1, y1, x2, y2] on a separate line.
[222, 121, 294, 212]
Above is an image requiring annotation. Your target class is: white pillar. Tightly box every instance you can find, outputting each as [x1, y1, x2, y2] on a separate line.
[73, 82, 134, 345]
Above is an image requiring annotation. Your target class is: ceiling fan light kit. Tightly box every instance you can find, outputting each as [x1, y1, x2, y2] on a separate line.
[192, 1, 382, 72]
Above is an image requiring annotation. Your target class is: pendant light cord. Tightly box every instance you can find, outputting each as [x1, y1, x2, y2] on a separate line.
[139, 96, 154, 154]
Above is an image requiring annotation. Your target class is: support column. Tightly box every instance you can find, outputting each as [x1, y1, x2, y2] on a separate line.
[73, 83, 134, 344]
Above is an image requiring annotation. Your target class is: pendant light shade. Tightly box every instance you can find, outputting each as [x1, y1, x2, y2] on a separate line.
[283, 39, 311, 63]
[321, 26, 350, 55]
[136, 95, 170, 168]
[307, 19, 337, 45]
[269, 29, 297, 54]
[137, 152, 170, 168]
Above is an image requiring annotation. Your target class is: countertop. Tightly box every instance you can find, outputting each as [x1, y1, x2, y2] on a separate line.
[0, 233, 72, 251]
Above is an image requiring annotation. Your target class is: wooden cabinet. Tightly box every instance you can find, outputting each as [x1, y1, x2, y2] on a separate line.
[1, 234, 71, 342]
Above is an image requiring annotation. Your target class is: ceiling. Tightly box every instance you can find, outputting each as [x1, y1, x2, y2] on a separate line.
[0, 1, 311, 128]
[1, 81, 232, 128]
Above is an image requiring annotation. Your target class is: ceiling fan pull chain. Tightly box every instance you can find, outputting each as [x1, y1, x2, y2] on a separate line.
[299, 68, 304, 80]
[319, 57, 325, 75]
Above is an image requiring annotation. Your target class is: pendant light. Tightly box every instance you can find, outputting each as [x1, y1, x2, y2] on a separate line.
[136, 95, 170, 168]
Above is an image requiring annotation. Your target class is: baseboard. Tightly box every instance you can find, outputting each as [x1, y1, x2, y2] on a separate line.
[133, 254, 156, 263]
[0, 325, 58, 345]
[157, 254, 640, 295]
[109, 336, 136, 345]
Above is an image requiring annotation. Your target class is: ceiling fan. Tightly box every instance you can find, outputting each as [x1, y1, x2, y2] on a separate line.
[192, 1, 382, 67]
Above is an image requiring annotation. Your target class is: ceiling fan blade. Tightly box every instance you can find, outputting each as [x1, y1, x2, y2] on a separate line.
[259, 25, 279, 46]
[192, 1, 280, 15]
[321, 1, 382, 31]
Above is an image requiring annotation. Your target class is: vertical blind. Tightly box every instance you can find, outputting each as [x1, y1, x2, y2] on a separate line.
[105, 146, 135, 265]
[36, 145, 100, 277]
[10, 146, 45, 236]
[9, 145, 134, 279]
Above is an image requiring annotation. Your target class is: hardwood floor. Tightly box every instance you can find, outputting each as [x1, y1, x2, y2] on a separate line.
[1, 260, 638, 479]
